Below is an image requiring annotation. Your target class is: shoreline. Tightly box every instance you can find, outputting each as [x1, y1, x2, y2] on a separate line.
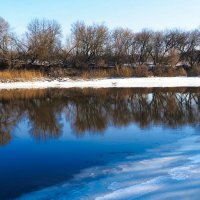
[0, 77, 200, 90]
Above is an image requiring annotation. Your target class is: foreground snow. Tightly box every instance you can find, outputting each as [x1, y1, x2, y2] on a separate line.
[0, 77, 200, 89]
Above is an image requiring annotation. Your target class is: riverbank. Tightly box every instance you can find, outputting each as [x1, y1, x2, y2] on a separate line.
[0, 77, 200, 89]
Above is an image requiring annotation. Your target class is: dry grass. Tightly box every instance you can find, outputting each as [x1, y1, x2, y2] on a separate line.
[114, 67, 134, 77]
[133, 66, 153, 77]
[152, 67, 187, 77]
[0, 66, 196, 82]
[81, 70, 111, 79]
[0, 70, 45, 82]
[80, 67, 141, 79]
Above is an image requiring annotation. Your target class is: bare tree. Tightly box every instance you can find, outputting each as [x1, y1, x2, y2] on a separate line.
[71, 21, 108, 67]
[147, 30, 178, 66]
[25, 19, 62, 66]
[0, 17, 10, 67]
[175, 29, 200, 66]
[0, 17, 21, 68]
[111, 28, 133, 65]
[133, 30, 152, 65]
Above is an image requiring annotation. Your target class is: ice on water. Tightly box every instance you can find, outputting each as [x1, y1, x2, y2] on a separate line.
[17, 135, 200, 200]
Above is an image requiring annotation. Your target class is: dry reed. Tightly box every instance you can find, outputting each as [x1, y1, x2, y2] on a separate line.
[0, 70, 45, 82]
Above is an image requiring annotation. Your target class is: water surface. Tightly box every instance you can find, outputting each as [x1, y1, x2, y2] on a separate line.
[0, 88, 199, 199]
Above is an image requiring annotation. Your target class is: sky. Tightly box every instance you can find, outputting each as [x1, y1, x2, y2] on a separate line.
[1, 0, 200, 35]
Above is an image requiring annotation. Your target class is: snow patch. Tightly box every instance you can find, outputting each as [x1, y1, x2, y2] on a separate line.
[0, 77, 200, 89]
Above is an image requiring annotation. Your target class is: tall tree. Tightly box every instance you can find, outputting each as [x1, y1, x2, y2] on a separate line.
[111, 28, 133, 65]
[0, 17, 10, 67]
[175, 30, 200, 66]
[71, 21, 108, 67]
[25, 19, 62, 66]
[133, 30, 152, 65]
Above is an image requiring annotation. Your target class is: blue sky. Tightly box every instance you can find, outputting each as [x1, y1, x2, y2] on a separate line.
[1, 0, 200, 35]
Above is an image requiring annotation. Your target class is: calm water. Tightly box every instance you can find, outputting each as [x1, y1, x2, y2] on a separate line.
[0, 88, 199, 200]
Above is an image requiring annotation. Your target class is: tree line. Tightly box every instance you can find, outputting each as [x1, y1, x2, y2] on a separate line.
[0, 16, 200, 69]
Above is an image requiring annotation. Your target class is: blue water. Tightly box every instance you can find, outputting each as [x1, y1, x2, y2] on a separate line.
[0, 88, 199, 199]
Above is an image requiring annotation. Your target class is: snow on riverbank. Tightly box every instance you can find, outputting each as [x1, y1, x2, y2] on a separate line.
[0, 77, 200, 89]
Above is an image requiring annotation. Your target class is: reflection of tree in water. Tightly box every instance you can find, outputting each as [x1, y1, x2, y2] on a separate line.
[26, 99, 63, 140]
[0, 101, 23, 145]
[65, 88, 200, 132]
[0, 90, 64, 144]
[72, 97, 107, 135]
[0, 88, 199, 145]
[0, 132, 11, 146]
